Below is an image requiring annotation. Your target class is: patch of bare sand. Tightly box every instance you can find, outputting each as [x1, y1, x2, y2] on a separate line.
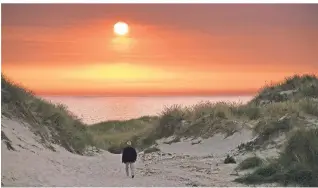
[157, 130, 254, 157]
[1, 116, 269, 187]
[1, 117, 187, 186]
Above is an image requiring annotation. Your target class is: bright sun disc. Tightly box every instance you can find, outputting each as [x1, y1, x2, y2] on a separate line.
[114, 22, 129, 36]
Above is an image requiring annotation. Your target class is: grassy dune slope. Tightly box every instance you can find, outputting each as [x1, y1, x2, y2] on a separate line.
[1, 75, 94, 155]
[88, 74, 318, 154]
[148, 75, 318, 144]
[235, 128, 318, 186]
[250, 74, 318, 105]
[2, 73, 318, 186]
[87, 74, 318, 186]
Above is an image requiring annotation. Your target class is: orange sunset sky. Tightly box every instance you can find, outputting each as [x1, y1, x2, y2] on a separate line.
[2, 4, 318, 96]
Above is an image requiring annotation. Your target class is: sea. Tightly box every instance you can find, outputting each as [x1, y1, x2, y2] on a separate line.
[41, 96, 253, 125]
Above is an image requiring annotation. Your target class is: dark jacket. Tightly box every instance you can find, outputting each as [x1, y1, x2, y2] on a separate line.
[122, 146, 137, 163]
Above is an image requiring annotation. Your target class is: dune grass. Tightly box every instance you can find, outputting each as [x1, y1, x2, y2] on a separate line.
[2, 73, 318, 158]
[141, 76, 317, 145]
[253, 116, 294, 140]
[88, 100, 252, 151]
[87, 116, 159, 152]
[154, 102, 245, 139]
[151, 99, 317, 142]
[1, 75, 94, 154]
[235, 128, 318, 186]
[236, 156, 264, 171]
[3, 72, 318, 186]
[250, 74, 318, 105]
[299, 98, 318, 116]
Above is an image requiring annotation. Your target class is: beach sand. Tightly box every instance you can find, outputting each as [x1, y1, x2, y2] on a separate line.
[1, 116, 275, 187]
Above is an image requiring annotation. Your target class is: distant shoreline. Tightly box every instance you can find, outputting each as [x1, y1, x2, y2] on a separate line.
[38, 94, 255, 98]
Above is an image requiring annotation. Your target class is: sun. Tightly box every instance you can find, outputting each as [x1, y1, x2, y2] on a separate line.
[113, 22, 129, 36]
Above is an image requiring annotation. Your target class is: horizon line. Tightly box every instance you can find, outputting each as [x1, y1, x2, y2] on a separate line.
[38, 93, 256, 97]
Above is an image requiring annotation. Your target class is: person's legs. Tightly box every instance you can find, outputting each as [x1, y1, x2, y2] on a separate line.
[125, 163, 129, 177]
[130, 163, 135, 178]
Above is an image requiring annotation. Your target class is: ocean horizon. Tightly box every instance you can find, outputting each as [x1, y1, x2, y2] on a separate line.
[41, 95, 253, 125]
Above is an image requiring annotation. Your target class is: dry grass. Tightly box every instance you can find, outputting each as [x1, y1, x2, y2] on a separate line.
[153, 102, 244, 140]
[3, 73, 318, 159]
[235, 128, 318, 186]
[250, 74, 318, 105]
[3, 73, 317, 186]
[2, 75, 94, 155]
[87, 116, 158, 152]
[236, 156, 264, 171]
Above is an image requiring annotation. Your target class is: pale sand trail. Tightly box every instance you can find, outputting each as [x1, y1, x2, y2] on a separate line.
[2, 116, 261, 187]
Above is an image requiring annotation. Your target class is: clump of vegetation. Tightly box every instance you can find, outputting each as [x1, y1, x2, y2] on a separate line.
[87, 74, 318, 152]
[191, 101, 236, 120]
[236, 156, 264, 171]
[153, 102, 243, 140]
[87, 116, 158, 152]
[1, 74, 94, 155]
[224, 154, 236, 164]
[3, 72, 317, 160]
[233, 103, 262, 120]
[254, 117, 293, 140]
[235, 128, 318, 186]
[299, 98, 318, 116]
[250, 74, 318, 105]
[154, 104, 190, 138]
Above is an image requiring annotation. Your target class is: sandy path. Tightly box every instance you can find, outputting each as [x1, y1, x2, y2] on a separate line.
[1, 117, 247, 187]
[140, 152, 242, 187]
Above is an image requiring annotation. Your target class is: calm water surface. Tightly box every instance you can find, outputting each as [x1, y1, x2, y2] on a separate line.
[41, 96, 253, 124]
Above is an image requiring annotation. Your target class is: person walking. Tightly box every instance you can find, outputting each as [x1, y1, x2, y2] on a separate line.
[122, 141, 137, 178]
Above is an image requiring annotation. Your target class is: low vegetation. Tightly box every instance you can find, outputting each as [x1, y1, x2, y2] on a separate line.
[87, 116, 158, 152]
[235, 128, 318, 186]
[148, 77, 318, 145]
[2, 71, 318, 182]
[153, 102, 244, 140]
[236, 156, 264, 171]
[250, 74, 318, 105]
[224, 154, 236, 164]
[1, 75, 94, 155]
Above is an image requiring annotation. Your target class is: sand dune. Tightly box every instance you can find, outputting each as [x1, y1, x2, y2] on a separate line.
[1, 116, 262, 187]
[2, 74, 317, 187]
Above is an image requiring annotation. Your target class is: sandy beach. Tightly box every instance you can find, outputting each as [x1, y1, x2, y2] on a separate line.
[1, 116, 260, 187]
